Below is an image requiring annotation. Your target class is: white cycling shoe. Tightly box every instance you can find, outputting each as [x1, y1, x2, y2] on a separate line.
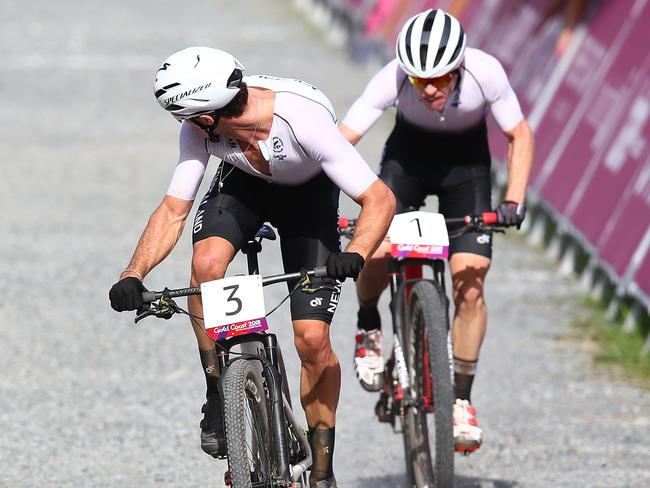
[354, 329, 384, 392]
[453, 398, 483, 454]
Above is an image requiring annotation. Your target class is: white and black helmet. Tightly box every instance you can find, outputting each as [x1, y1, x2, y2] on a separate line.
[153, 46, 245, 120]
[396, 9, 466, 78]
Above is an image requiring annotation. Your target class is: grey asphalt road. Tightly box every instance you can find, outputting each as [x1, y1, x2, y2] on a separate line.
[1, 1, 649, 487]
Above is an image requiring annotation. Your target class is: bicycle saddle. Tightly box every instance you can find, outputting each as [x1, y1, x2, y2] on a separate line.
[254, 224, 277, 241]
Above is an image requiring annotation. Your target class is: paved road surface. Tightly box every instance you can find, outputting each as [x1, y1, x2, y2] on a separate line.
[1, 1, 649, 486]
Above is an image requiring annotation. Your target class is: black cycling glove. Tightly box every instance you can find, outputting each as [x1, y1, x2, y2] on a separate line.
[325, 252, 365, 281]
[109, 277, 147, 312]
[495, 200, 527, 229]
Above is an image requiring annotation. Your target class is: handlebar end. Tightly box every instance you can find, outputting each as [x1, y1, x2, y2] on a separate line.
[313, 266, 328, 278]
[482, 211, 499, 225]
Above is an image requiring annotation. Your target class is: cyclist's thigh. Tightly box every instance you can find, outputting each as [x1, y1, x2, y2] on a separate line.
[439, 167, 493, 259]
[192, 164, 266, 250]
[449, 253, 491, 286]
[379, 157, 428, 213]
[271, 172, 342, 324]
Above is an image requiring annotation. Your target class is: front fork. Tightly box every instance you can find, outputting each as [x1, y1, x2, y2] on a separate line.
[216, 333, 292, 485]
[384, 259, 447, 418]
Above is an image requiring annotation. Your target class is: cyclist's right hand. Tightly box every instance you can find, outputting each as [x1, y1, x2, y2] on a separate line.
[109, 277, 147, 311]
[495, 200, 526, 229]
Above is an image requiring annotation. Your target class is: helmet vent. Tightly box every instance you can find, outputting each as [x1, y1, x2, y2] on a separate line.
[227, 69, 243, 89]
[434, 15, 452, 67]
[155, 82, 180, 99]
[448, 26, 465, 65]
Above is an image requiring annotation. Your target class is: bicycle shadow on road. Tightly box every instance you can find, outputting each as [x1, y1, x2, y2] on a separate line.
[353, 473, 518, 488]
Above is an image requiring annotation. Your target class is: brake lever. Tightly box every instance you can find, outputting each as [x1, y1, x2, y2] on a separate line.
[134, 308, 156, 324]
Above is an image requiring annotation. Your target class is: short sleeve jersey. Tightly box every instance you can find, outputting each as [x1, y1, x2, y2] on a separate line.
[166, 75, 377, 201]
[341, 48, 524, 136]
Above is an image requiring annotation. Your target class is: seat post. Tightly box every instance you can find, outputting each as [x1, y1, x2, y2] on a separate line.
[242, 239, 262, 274]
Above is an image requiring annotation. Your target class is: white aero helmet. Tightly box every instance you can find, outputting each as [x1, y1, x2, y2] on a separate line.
[153, 46, 245, 120]
[396, 9, 466, 78]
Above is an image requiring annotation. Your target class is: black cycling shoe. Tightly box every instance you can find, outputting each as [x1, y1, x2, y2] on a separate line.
[200, 392, 226, 458]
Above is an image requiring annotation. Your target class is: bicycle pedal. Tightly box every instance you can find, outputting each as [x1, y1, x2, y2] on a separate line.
[374, 393, 393, 424]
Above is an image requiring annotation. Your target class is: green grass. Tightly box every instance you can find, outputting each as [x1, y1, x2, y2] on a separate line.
[570, 298, 650, 389]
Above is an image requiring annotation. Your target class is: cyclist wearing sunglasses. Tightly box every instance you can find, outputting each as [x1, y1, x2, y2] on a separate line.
[339, 9, 534, 454]
[108, 46, 395, 487]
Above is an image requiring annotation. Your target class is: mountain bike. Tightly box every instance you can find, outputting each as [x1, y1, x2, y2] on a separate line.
[134, 224, 328, 488]
[339, 211, 502, 488]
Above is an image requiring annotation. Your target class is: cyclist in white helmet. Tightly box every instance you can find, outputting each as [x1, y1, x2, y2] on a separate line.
[109, 46, 395, 487]
[340, 9, 534, 454]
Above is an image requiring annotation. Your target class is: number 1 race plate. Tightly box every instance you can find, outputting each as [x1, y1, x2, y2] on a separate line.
[388, 211, 449, 259]
[201, 275, 268, 340]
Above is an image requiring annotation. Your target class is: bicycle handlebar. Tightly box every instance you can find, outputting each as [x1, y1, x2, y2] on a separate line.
[339, 211, 502, 238]
[136, 266, 328, 324]
[443, 211, 499, 226]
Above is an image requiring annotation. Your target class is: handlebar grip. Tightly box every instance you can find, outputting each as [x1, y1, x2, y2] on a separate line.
[313, 266, 328, 278]
[482, 211, 498, 225]
[142, 291, 158, 304]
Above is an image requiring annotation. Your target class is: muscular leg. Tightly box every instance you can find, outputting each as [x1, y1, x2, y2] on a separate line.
[188, 236, 237, 385]
[293, 319, 340, 427]
[294, 319, 340, 483]
[449, 252, 490, 401]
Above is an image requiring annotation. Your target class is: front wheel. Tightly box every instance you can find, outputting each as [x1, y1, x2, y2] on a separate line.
[403, 281, 454, 487]
[222, 359, 272, 488]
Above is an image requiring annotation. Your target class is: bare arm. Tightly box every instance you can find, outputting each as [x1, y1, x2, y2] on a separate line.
[120, 195, 194, 280]
[345, 179, 396, 261]
[503, 118, 535, 203]
[339, 123, 363, 146]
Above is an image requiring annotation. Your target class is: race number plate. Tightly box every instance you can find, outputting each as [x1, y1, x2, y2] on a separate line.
[201, 275, 268, 340]
[388, 211, 449, 259]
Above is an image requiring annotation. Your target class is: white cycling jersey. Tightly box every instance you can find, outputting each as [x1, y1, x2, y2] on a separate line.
[166, 75, 377, 201]
[342, 48, 524, 136]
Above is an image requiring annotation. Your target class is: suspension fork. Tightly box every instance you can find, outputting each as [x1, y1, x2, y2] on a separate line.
[388, 261, 411, 399]
[263, 334, 291, 484]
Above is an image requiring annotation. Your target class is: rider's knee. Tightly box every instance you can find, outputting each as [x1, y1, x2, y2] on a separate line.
[191, 246, 229, 283]
[294, 324, 332, 365]
[453, 280, 485, 309]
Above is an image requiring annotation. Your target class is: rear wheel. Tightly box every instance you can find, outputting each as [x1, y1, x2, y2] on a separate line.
[222, 359, 272, 488]
[403, 280, 454, 487]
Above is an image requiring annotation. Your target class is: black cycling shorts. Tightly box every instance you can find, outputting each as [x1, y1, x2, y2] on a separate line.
[192, 164, 342, 324]
[379, 117, 493, 259]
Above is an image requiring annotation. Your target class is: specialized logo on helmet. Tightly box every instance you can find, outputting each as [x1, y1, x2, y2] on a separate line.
[161, 82, 213, 108]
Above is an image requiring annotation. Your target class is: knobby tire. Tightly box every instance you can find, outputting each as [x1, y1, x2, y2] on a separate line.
[223, 359, 273, 488]
[403, 280, 454, 488]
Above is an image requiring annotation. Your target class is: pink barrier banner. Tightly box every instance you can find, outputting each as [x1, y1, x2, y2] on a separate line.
[458, 0, 650, 301]
[539, 2, 649, 285]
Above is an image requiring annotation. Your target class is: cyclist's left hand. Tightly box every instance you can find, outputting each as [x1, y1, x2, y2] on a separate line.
[326, 252, 365, 281]
[495, 200, 526, 229]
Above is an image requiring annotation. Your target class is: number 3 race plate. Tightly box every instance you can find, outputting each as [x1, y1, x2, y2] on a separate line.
[201, 275, 268, 340]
